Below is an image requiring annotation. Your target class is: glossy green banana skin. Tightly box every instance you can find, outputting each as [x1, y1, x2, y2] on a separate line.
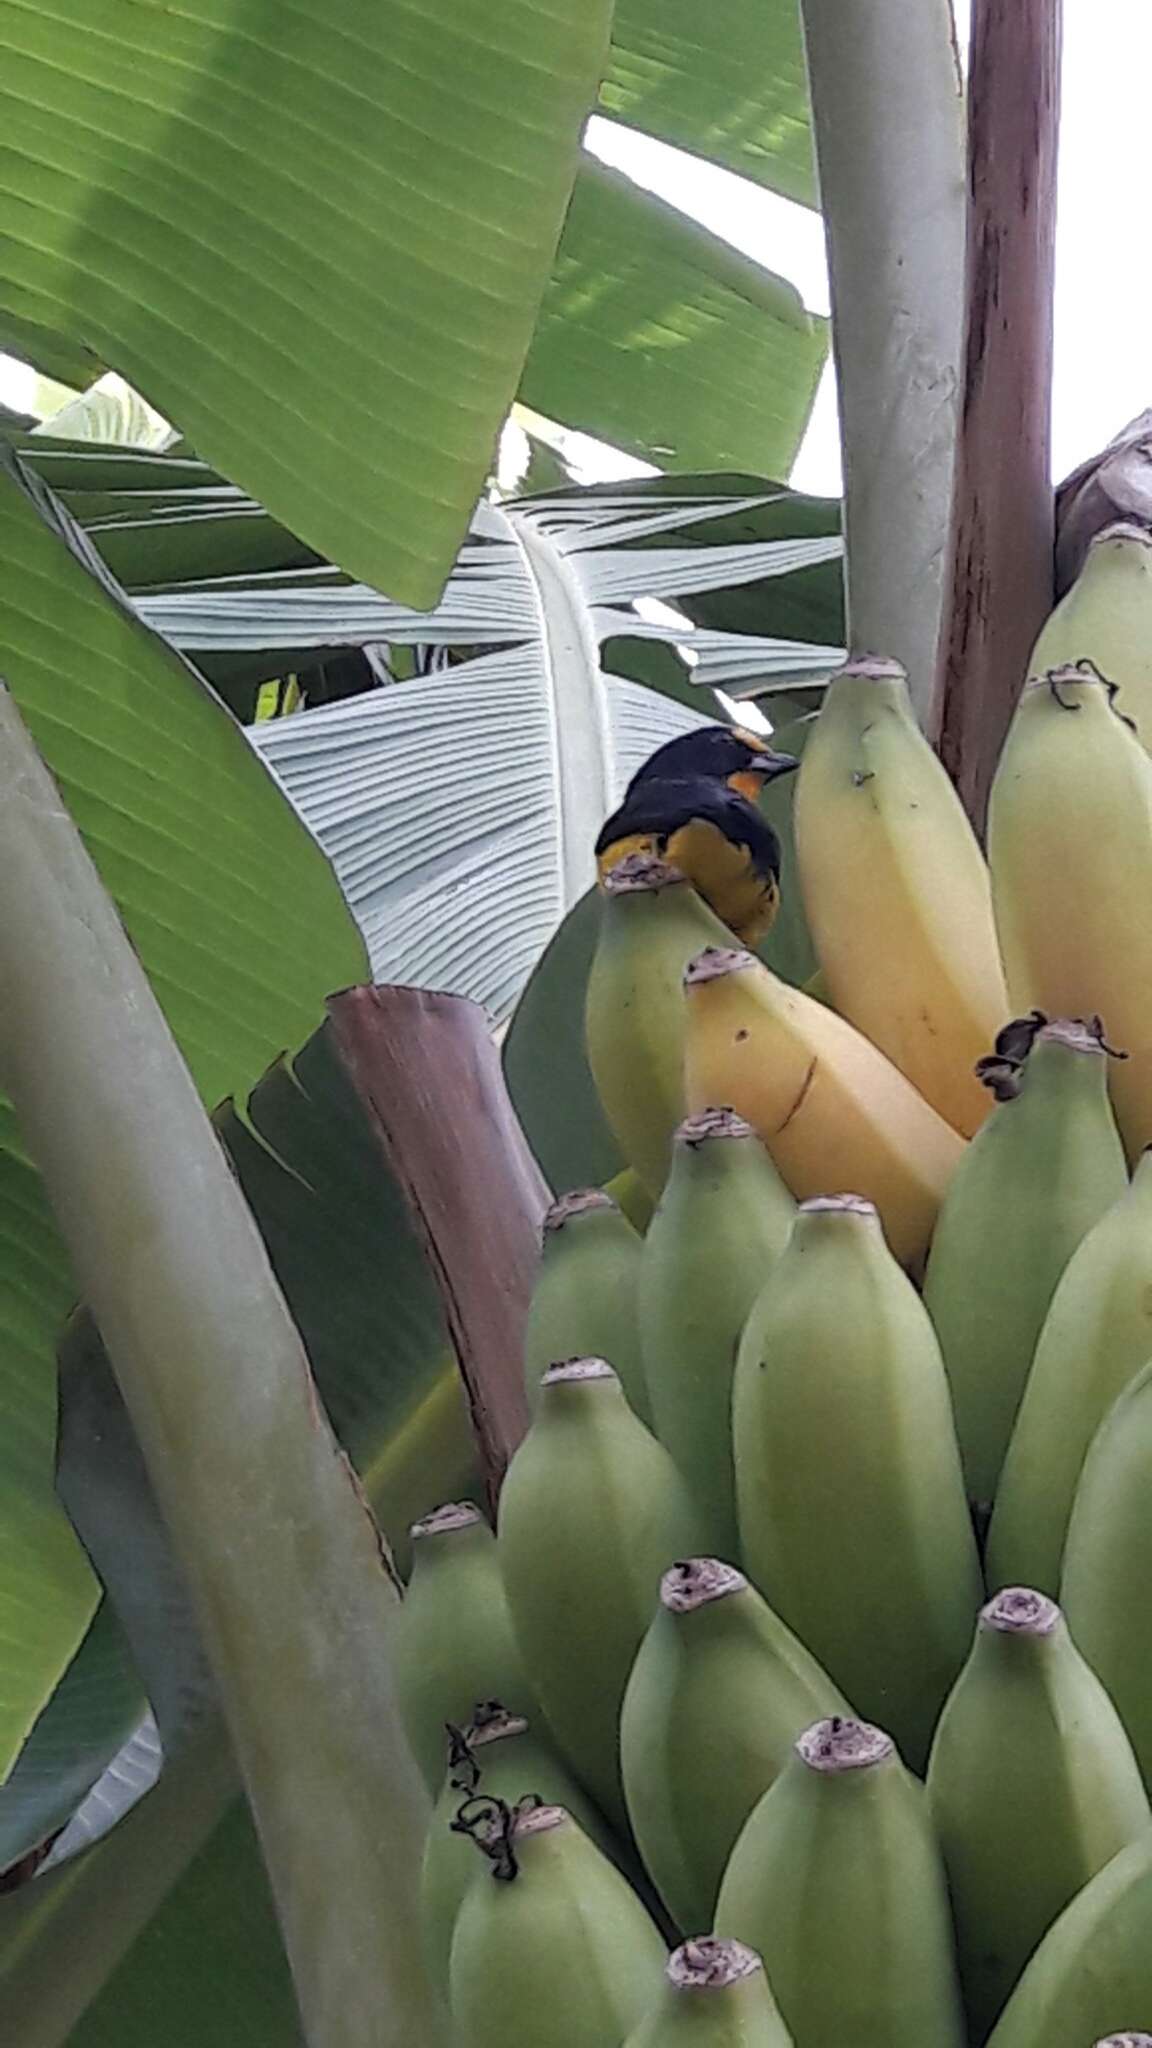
[620, 1561, 846, 1932]
[449, 1808, 667, 2048]
[639, 1114, 795, 1554]
[392, 1505, 539, 1791]
[923, 1027, 1127, 1506]
[988, 1151, 1152, 1597]
[498, 1363, 702, 1829]
[715, 1724, 965, 2048]
[525, 1194, 648, 1421]
[734, 1201, 982, 1770]
[985, 1838, 1152, 2048]
[927, 1592, 1149, 2042]
[1062, 1360, 1152, 1794]
[623, 1941, 794, 2048]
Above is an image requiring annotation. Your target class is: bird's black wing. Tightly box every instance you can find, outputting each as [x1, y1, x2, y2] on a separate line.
[596, 776, 783, 884]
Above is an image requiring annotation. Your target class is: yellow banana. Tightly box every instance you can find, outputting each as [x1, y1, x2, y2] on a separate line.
[984, 1836, 1152, 2048]
[715, 1716, 965, 2048]
[926, 1588, 1149, 2042]
[392, 1502, 539, 1792]
[987, 1150, 1152, 1598]
[622, 1939, 794, 2048]
[585, 855, 736, 1198]
[1029, 524, 1152, 744]
[683, 947, 964, 1270]
[795, 655, 1009, 1136]
[524, 1190, 648, 1421]
[988, 662, 1152, 1160]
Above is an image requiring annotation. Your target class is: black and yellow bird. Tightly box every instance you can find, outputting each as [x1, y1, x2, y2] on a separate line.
[595, 726, 799, 945]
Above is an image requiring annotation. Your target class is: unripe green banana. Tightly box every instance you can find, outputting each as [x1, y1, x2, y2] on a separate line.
[622, 1938, 794, 2048]
[604, 1166, 656, 1234]
[620, 1558, 847, 1933]
[734, 1196, 982, 1769]
[393, 1502, 539, 1791]
[926, 1588, 1149, 2043]
[498, 1359, 702, 1828]
[988, 1151, 1152, 1598]
[715, 1716, 965, 2048]
[421, 1705, 619, 1988]
[639, 1111, 796, 1553]
[922, 1015, 1128, 1510]
[984, 1837, 1152, 2048]
[586, 856, 736, 1198]
[1061, 1361, 1152, 1791]
[448, 1801, 667, 2048]
[525, 1190, 648, 1421]
[1028, 523, 1152, 744]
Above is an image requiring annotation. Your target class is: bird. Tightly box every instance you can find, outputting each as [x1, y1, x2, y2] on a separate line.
[595, 725, 799, 945]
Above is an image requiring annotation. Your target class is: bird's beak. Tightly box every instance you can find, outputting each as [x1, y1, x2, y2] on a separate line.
[749, 748, 800, 782]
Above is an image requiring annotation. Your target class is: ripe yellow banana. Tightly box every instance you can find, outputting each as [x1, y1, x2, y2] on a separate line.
[1061, 1360, 1152, 1792]
[448, 1802, 666, 2048]
[1029, 524, 1152, 744]
[987, 1149, 1152, 1598]
[392, 1502, 539, 1792]
[639, 1110, 795, 1553]
[497, 1359, 701, 1829]
[984, 1836, 1152, 2048]
[795, 655, 1009, 1136]
[715, 1716, 965, 2048]
[524, 1190, 648, 1421]
[733, 1196, 982, 1770]
[622, 1939, 794, 2048]
[620, 1557, 846, 1933]
[922, 1016, 1128, 1509]
[683, 948, 963, 1269]
[926, 1588, 1149, 2043]
[585, 855, 736, 1198]
[988, 662, 1152, 1160]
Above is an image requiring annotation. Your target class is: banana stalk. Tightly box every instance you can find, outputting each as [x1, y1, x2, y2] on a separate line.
[922, 1015, 1128, 1508]
[794, 656, 1009, 1137]
[639, 1111, 796, 1553]
[734, 1196, 982, 1770]
[984, 1837, 1152, 2048]
[498, 1359, 702, 1828]
[586, 856, 735, 1197]
[393, 1503, 539, 1792]
[620, 1558, 847, 1933]
[622, 1938, 794, 2048]
[1062, 1361, 1152, 1792]
[1029, 524, 1152, 745]
[926, 1588, 1149, 2043]
[989, 663, 1152, 1161]
[525, 1190, 648, 1421]
[448, 1802, 666, 2048]
[715, 1717, 965, 2048]
[683, 948, 964, 1269]
[987, 1150, 1152, 1597]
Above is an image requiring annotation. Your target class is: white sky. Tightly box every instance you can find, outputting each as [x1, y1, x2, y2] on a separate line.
[3, 0, 1148, 501]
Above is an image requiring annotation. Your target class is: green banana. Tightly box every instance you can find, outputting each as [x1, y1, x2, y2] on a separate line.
[715, 1716, 965, 2048]
[421, 1704, 620, 1988]
[498, 1359, 702, 1828]
[392, 1501, 539, 1792]
[922, 1015, 1128, 1510]
[639, 1110, 796, 1554]
[926, 1587, 1149, 2042]
[585, 855, 736, 1198]
[622, 1939, 794, 2048]
[448, 1801, 667, 2048]
[733, 1196, 983, 1770]
[1028, 523, 1152, 744]
[988, 1150, 1152, 1598]
[525, 1189, 648, 1421]
[984, 1837, 1152, 2048]
[620, 1557, 847, 1933]
[1062, 1361, 1152, 1792]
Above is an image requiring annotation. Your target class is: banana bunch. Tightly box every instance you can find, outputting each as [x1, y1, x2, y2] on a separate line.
[392, 615, 1152, 2045]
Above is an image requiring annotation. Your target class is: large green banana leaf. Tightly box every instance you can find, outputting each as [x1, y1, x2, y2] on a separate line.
[0, 447, 366, 1787]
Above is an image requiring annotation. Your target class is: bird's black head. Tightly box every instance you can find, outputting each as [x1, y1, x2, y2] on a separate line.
[626, 725, 798, 796]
